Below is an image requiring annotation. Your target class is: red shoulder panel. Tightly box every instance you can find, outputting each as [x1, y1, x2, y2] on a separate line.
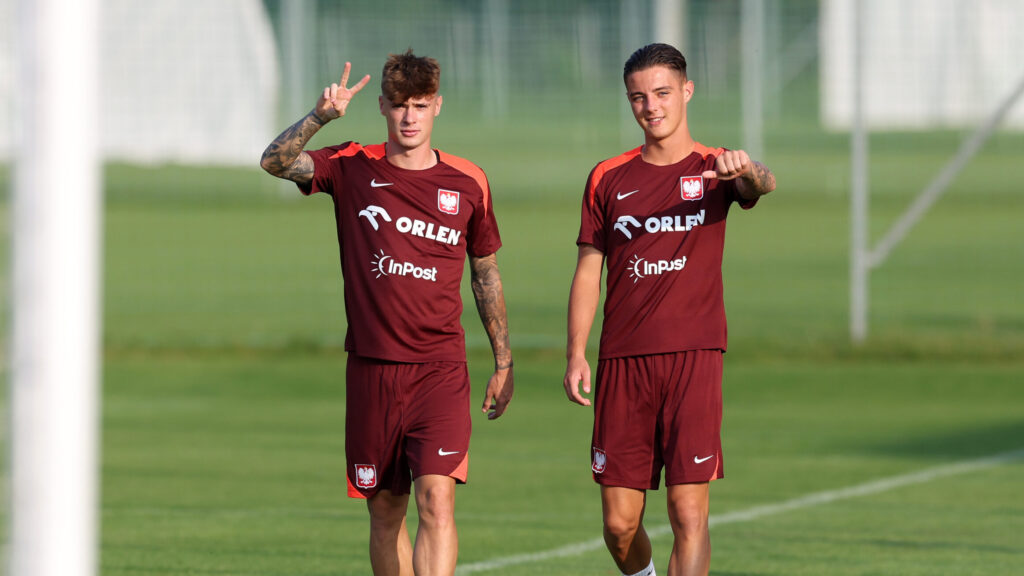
[327, 142, 386, 160]
[587, 146, 642, 207]
[437, 150, 490, 217]
[693, 142, 725, 160]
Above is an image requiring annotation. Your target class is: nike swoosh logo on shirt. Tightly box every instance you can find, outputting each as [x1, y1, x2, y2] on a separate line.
[616, 190, 639, 200]
[438, 448, 460, 456]
[370, 179, 394, 188]
[694, 455, 715, 464]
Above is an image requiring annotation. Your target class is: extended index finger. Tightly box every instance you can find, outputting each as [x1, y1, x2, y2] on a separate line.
[339, 62, 352, 88]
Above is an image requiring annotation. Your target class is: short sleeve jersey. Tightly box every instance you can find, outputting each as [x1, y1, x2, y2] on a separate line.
[301, 142, 501, 363]
[577, 143, 756, 359]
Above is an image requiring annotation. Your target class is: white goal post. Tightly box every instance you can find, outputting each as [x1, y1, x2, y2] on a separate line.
[11, 0, 101, 574]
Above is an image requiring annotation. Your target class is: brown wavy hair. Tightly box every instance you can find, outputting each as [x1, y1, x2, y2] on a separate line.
[381, 49, 441, 103]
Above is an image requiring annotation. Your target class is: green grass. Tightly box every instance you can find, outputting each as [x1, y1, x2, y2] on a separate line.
[100, 352, 1024, 575]
[4, 115, 1024, 574]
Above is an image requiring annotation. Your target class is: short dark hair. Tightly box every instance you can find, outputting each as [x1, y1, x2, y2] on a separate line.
[381, 49, 440, 104]
[623, 43, 687, 83]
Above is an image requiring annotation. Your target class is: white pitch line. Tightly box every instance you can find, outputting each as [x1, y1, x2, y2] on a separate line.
[456, 448, 1024, 574]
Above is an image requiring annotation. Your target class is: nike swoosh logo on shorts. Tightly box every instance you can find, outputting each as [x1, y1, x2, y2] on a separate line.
[370, 179, 394, 188]
[694, 455, 715, 464]
[617, 190, 639, 200]
[438, 448, 460, 456]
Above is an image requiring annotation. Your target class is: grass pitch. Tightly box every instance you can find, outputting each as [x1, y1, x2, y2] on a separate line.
[4, 116, 1024, 574]
[101, 353, 1024, 575]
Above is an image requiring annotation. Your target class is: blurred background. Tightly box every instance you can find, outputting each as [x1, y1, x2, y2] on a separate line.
[1, 1, 1023, 574]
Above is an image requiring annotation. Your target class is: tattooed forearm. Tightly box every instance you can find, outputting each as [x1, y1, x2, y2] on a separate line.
[470, 253, 512, 368]
[738, 161, 777, 200]
[259, 111, 326, 184]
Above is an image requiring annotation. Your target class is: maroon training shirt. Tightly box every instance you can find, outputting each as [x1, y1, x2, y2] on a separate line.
[301, 142, 501, 363]
[577, 143, 756, 359]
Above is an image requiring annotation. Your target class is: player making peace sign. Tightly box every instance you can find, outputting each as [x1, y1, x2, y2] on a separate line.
[261, 51, 513, 576]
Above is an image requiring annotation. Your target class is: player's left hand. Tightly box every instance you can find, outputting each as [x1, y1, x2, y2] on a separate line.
[482, 365, 514, 420]
[702, 149, 752, 181]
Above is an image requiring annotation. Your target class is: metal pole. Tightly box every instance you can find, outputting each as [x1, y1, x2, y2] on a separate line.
[483, 0, 510, 119]
[282, 0, 311, 121]
[868, 71, 1024, 268]
[620, 0, 643, 147]
[654, 0, 687, 55]
[849, 0, 869, 343]
[11, 0, 102, 573]
[741, 0, 765, 161]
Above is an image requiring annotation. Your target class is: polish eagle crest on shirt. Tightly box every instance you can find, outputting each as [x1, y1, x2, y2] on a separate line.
[438, 189, 460, 215]
[680, 176, 703, 200]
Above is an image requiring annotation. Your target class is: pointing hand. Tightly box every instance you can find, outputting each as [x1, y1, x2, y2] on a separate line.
[702, 149, 752, 181]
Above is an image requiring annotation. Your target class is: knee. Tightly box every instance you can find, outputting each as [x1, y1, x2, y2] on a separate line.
[415, 482, 456, 531]
[668, 500, 708, 540]
[603, 509, 642, 548]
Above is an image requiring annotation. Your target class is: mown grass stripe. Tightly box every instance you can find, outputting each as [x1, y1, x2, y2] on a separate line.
[456, 448, 1024, 574]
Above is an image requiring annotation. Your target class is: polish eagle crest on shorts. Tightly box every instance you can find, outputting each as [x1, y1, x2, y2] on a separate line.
[438, 189, 460, 215]
[592, 448, 607, 474]
[680, 176, 703, 201]
[355, 464, 377, 488]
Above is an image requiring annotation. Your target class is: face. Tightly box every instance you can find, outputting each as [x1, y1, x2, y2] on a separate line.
[380, 93, 443, 152]
[625, 65, 693, 142]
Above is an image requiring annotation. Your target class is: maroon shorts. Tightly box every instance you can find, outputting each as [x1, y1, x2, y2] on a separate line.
[345, 354, 471, 498]
[591, 350, 724, 489]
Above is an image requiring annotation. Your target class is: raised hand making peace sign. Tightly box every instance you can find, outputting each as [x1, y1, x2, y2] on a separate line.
[313, 62, 371, 123]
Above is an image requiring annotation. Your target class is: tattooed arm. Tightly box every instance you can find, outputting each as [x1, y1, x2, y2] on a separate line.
[259, 62, 371, 184]
[700, 149, 777, 201]
[470, 253, 514, 420]
[259, 112, 324, 185]
[735, 160, 777, 201]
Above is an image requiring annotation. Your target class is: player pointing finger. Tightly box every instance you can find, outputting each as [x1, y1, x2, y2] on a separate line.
[701, 148, 777, 198]
[701, 149, 751, 180]
[566, 43, 777, 576]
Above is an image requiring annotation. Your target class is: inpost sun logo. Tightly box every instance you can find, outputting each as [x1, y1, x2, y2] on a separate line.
[371, 250, 439, 282]
[627, 254, 688, 284]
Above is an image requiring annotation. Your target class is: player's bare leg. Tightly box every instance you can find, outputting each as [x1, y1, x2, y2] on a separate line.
[666, 482, 710, 576]
[413, 474, 458, 575]
[367, 489, 414, 576]
[601, 485, 653, 574]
